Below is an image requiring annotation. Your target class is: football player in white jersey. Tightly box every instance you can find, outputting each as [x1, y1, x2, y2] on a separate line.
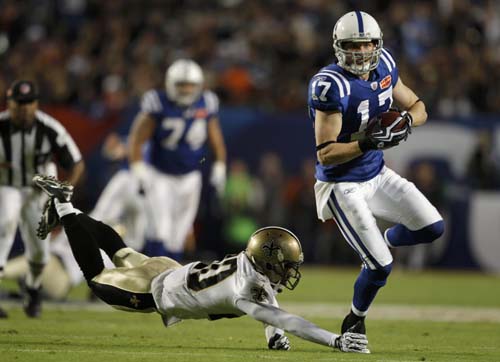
[32, 174, 369, 354]
[128, 59, 226, 260]
[308, 11, 444, 341]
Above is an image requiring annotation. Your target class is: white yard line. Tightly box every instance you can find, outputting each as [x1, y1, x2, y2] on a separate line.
[3, 300, 500, 322]
[281, 302, 500, 322]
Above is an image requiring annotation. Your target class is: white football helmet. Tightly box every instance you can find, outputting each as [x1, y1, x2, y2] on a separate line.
[165, 59, 204, 106]
[332, 11, 383, 75]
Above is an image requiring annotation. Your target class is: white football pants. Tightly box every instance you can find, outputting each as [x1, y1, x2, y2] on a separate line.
[0, 186, 49, 269]
[315, 166, 442, 270]
[142, 167, 202, 253]
[91, 169, 147, 251]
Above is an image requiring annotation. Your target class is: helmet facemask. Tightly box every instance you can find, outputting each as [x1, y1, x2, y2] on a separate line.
[333, 39, 383, 75]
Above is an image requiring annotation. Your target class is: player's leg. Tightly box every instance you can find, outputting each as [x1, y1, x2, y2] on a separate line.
[368, 167, 444, 247]
[326, 181, 393, 334]
[0, 187, 24, 318]
[19, 192, 50, 317]
[33, 174, 161, 312]
[90, 170, 131, 224]
[143, 172, 174, 257]
[168, 172, 202, 259]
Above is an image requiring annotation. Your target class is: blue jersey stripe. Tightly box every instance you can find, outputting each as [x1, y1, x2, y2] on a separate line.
[355, 11, 364, 33]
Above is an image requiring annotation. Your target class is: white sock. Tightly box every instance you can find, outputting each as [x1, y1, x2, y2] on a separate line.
[351, 303, 368, 317]
[54, 199, 75, 218]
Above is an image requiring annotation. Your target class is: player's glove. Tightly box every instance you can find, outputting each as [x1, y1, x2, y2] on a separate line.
[268, 333, 291, 351]
[210, 161, 226, 198]
[398, 110, 413, 141]
[359, 115, 409, 152]
[131, 161, 152, 194]
[333, 323, 370, 354]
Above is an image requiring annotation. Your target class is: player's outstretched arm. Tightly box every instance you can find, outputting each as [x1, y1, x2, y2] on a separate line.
[236, 298, 369, 353]
[393, 77, 427, 127]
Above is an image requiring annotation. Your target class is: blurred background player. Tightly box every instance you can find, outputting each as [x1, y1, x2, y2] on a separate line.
[308, 11, 444, 340]
[128, 59, 227, 260]
[0, 80, 84, 318]
[32, 173, 370, 354]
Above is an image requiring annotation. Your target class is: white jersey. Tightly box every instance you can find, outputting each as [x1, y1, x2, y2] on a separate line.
[151, 252, 277, 326]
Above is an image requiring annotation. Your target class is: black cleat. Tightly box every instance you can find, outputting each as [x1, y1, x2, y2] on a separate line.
[32, 174, 73, 202]
[0, 304, 8, 318]
[341, 310, 366, 334]
[37, 197, 60, 240]
[23, 286, 42, 318]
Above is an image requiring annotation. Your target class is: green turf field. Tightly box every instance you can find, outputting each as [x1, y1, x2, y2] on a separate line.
[1, 268, 500, 362]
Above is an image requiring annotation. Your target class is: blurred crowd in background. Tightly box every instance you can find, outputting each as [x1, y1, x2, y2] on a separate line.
[0, 0, 499, 116]
[1, 0, 500, 267]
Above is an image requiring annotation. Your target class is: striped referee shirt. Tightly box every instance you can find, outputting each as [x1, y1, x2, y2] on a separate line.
[0, 110, 82, 188]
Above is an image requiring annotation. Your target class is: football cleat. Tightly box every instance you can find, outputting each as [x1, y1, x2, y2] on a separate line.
[32, 174, 73, 202]
[23, 286, 42, 318]
[341, 311, 366, 334]
[37, 197, 59, 240]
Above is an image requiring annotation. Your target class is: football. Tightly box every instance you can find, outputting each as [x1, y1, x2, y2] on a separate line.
[366, 110, 407, 135]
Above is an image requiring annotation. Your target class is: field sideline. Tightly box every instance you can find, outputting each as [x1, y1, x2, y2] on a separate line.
[1, 267, 499, 362]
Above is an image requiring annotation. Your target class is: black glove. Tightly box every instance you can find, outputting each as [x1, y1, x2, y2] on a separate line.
[359, 111, 412, 152]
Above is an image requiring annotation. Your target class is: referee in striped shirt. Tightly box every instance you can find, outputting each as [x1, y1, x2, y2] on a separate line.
[0, 80, 84, 318]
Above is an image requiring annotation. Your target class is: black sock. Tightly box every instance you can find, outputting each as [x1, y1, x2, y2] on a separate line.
[75, 214, 127, 260]
[61, 214, 104, 282]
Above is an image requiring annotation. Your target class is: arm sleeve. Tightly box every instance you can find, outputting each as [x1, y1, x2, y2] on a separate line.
[308, 72, 347, 113]
[203, 90, 219, 120]
[140, 90, 163, 120]
[236, 298, 338, 348]
[45, 123, 82, 170]
[380, 48, 399, 86]
[263, 292, 285, 342]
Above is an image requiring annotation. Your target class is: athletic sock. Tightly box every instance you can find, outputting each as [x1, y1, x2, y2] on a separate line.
[61, 213, 104, 282]
[26, 261, 45, 289]
[75, 214, 127, 260]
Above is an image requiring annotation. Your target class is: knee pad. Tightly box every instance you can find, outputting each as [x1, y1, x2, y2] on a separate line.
[362, 263, 393, 287]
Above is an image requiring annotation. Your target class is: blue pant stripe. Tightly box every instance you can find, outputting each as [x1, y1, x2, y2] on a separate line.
[329, 190, 382, 269]
[326, 200, 362, 257]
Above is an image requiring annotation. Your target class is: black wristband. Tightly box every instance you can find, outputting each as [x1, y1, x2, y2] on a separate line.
[316, 140, 336, 151]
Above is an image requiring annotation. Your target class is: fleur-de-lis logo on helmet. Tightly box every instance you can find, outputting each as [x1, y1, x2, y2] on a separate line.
[245, 226, 304, 290]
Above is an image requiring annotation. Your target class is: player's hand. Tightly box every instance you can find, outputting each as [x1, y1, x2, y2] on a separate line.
[398, 110, 413, 141]
[359, 130, 401, 151]
[131, 161, 152, 193]
[210, 161, 226, 198]
[268, 333, 291, 350]
[334, 330, 370, 353]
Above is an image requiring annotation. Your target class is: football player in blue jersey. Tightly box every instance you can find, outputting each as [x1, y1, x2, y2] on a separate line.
[308, 11, 445, 345]
[128, 59, 227, 260]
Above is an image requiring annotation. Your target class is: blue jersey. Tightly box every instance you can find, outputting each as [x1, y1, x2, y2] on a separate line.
[140, 89, 219, 174]
[308, 48, 399, 182]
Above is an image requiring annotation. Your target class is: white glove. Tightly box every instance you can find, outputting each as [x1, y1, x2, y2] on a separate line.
[334, 332, 370, 353]
[268, 333, 290, 351]
[131, 161, 151, 192]
[210, 161, 226, 197]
